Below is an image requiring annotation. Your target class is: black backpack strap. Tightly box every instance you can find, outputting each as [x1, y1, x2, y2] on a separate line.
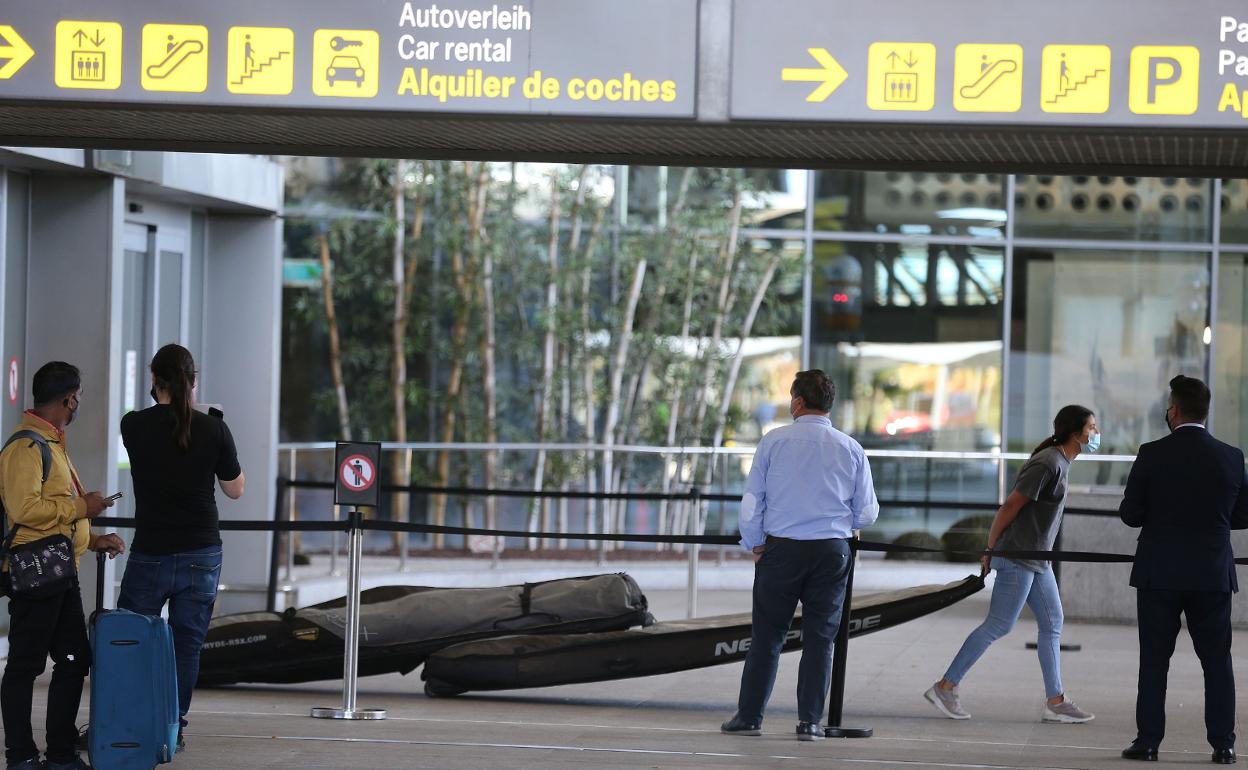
[2, 430, 50, 483]
[0, 429, 53, 546]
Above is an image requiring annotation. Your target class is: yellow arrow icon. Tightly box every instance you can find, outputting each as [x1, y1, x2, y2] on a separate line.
[782, 48, 848, 102]
[0, 25, 35, 80]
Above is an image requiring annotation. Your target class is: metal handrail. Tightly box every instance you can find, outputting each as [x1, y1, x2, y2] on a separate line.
[276, 440, 1140, 463]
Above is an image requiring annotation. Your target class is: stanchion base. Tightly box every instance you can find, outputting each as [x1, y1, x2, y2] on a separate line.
[1026, 642, 1082, 652]
[310, 707, 387, 720]
[824, 726, 873, 738]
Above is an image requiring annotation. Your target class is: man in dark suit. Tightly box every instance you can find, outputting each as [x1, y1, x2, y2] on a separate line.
[1119, 375, 1248, 764]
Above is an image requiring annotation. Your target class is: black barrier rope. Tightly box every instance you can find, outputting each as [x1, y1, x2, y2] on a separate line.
[90, 513, 1248, 565]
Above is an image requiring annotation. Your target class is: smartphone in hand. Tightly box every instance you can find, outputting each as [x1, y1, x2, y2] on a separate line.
[104, 492, 123, 503]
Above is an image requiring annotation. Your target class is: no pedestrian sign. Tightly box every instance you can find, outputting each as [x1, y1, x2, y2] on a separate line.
[335, 441, 381, 508]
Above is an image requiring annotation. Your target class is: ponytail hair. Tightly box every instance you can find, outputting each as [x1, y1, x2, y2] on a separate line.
[1030, 404, 1094, 457]
[151, 344, 196, 452]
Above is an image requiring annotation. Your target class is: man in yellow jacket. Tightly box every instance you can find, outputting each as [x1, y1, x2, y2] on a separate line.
[0, 362, 123, 770]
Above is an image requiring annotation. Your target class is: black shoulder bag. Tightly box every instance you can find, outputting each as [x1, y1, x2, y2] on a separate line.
[0, 430, 77, 598]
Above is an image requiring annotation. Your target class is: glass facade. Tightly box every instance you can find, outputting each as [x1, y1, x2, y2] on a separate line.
[736, 171, 1234, 539]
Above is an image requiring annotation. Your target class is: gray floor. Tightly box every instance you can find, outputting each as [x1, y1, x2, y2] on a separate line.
[23, 586, 1248, 769]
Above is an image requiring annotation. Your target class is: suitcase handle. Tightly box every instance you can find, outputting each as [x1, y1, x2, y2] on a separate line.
[96, 550, 105, 612]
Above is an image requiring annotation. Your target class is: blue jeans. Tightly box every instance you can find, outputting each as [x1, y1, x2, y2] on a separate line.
[736, 538, 851, 725]
[943, 557, 1065, 699]
[117, 546, 222, 727]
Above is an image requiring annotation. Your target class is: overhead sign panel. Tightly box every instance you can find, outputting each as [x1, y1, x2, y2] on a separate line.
[0, 0, 696, 118]
[732, 0, 1248, 128]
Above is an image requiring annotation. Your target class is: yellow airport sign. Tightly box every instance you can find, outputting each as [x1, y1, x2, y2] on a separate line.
[55, 21, 123, 90]
[0, 26, 35, 80]
[781, 48, 848, 103]
[1041, 44, 1111, 113]
[953, 44, 1022, 112]
[312, 29, 380, 98]
[227, 26, 294, 95]
[1129, 45, 1199, 115]
[142, 24, 208, 93]
[867, 42, 936, 111]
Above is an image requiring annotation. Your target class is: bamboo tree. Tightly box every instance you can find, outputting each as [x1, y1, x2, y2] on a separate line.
[433, 163, 485, 548]
[579, 205, 607, 537]
[601, 255, 647, 545]
[609, 168, 693, 539]
[387, 160, 419, 554]
[477, 164, 500, 547]
[528, 170, 562, 548]
[673, 183, 745, 541]
[657, 237, 701, 545]
[318, 229, 351, 441]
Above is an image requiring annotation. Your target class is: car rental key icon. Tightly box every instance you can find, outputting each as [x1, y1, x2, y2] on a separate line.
[331, 36, 363, 51]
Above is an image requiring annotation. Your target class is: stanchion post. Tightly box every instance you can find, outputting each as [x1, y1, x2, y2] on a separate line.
[686, 486, 701, 619]
[825, 537, 872, 739]
[266, 478, 288, 612]
[313, 440, 386, 721]
[285, 448, 297, 581]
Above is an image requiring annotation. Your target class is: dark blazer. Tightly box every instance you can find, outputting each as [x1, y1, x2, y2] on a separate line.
[1120, 426, 1248, 592]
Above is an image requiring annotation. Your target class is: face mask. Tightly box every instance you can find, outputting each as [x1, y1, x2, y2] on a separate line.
[1080, 432, 1101, 454]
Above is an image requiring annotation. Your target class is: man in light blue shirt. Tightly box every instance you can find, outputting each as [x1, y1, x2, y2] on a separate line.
[721, 369, 879, 741]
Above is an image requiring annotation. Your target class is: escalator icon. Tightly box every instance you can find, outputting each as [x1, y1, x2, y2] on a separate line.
[147, 38, 205, 80]
[953, 44, 1023, 112]
[141, 24, 209, 92]
[959, 58, 1018, 99]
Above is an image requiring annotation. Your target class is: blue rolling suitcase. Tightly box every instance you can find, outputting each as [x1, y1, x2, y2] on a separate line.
[89, 602, 180, 768]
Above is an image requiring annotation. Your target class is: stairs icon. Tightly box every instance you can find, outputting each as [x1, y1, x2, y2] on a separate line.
[1046, 68, 1106, 104]
[231, 50, 290, 86]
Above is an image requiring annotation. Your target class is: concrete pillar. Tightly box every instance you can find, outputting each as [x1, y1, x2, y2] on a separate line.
[201, 214, 282, 614]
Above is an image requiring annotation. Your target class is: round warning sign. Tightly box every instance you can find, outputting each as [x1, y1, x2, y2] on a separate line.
[7, 358, 17, 405]
[339, 454, 376, 493]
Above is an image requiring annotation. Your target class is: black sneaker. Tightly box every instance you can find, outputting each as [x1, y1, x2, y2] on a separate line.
[73, 724, 89, 752]
[176, 731, 185, 752]
[797, 722, 825, 741]
[720, 714, 762, 736]
[6, 756, 44, 770]
[44, 754, 93, 770]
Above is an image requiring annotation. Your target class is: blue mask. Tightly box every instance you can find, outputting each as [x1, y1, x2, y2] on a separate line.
[1080, 432, 1101, 454]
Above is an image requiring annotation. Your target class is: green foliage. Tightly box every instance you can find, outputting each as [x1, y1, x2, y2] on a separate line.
[941, 515, 996, 563]
[280, 161, 802, 485]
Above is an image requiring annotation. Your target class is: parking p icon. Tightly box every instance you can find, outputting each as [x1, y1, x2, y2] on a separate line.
[1129, 46, 1199, 115]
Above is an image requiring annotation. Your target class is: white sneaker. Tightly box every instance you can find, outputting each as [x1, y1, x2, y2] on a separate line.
[1042, 696, 1094, 723]
[924, 683, 970, 720]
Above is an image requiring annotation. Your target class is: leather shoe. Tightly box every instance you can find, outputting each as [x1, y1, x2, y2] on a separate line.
[796, 722, 824, 741]
[1122, 741, 1158, 761]
[1213, 748, 1236, 764]
[720, 714, 761, 736]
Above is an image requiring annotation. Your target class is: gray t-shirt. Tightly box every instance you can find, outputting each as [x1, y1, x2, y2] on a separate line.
[995, 446, 1070, 572]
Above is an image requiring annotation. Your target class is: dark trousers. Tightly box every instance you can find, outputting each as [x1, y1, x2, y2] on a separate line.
[736, 538, 850, 725]
[1135, 588, 1235, 750]
[1, 581, 91, 764]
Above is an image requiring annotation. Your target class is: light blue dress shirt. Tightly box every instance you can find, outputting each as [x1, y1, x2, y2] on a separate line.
[737, 414, 880, 551]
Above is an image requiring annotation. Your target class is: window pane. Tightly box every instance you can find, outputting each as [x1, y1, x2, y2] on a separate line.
[810, 240, 1004, 453]
[625, 167, 806, 229]
[813, 171, 1006, 239]
[1219, 179, 1248, 244]
[1014, 176, 1211, 242]
[1009, 248, 1209, 463]
[1214, 252, 1248, 449]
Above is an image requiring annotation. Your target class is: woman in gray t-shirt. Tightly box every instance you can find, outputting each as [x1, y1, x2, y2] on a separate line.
[923, 405, 1099, 724]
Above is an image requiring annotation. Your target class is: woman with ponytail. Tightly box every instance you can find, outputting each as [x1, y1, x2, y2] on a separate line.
[117, 344, 245, 750]
[924, 405, 1098, 724]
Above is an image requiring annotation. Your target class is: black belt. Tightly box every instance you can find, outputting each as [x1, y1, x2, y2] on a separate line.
[765, 534, 848, 544]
